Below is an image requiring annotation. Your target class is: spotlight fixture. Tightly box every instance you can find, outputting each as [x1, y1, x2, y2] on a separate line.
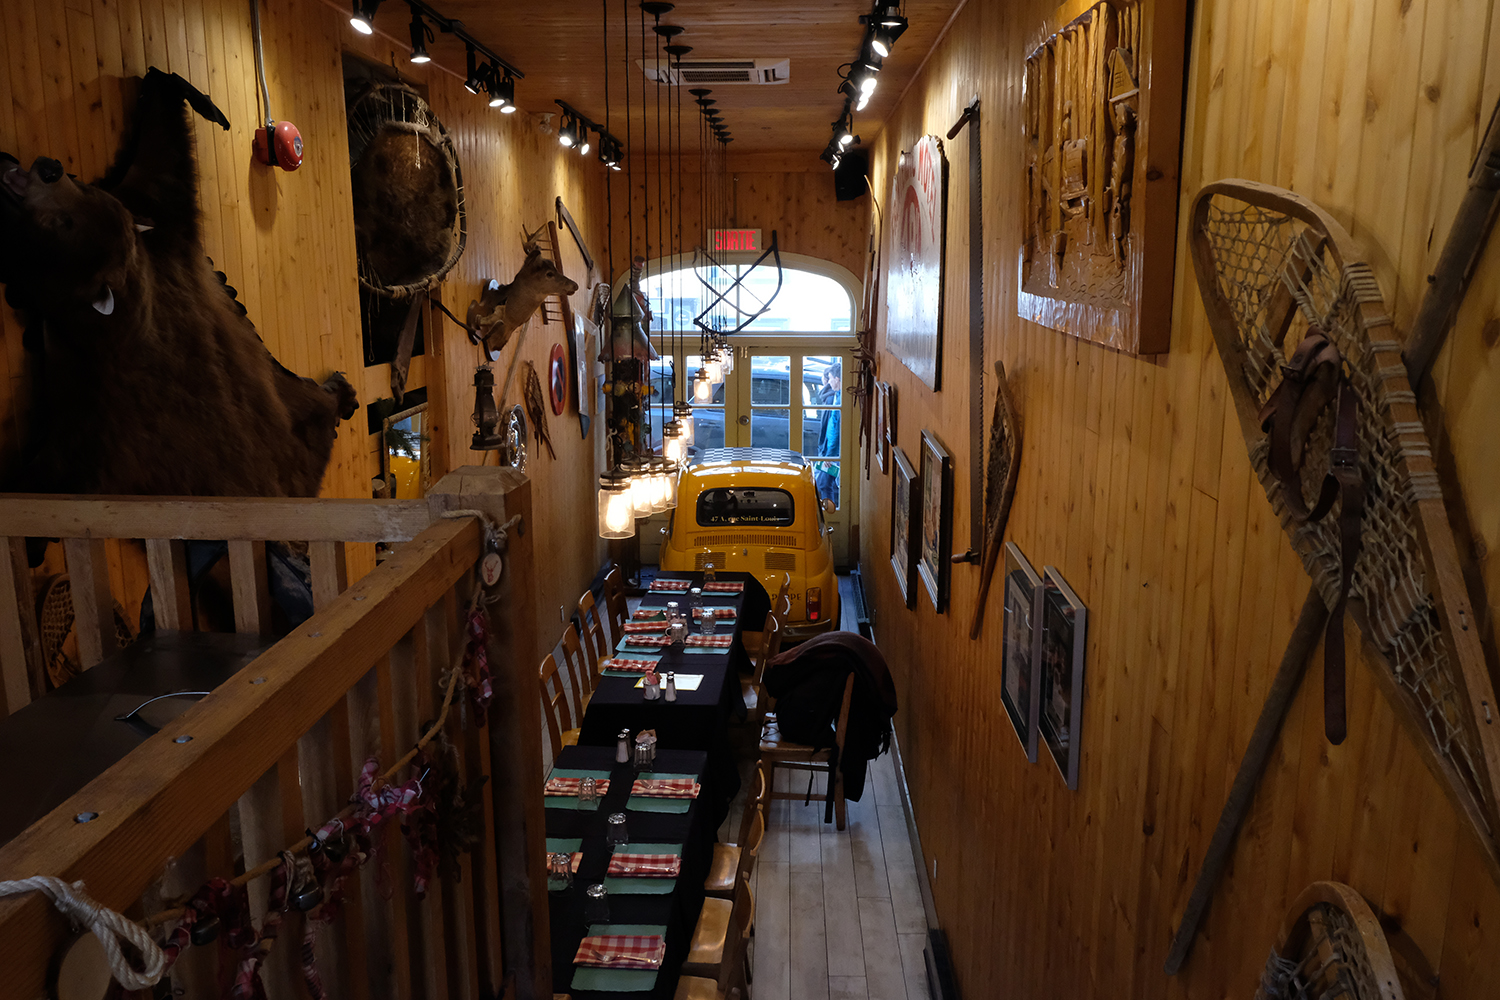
[862, 3, 909, 56]
[407, 7, 433, 62]
[463, 45, 484, 95]
[491, 69, 517, 111]
[350, 0, 379, 34]
[559, 114, 577, 148]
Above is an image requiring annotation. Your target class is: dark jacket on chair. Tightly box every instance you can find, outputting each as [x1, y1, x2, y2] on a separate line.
[764, 631, 898, 807]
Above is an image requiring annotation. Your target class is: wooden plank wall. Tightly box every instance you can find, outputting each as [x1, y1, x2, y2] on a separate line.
[0, 0, 609, 648]
[605, 152, 870, 290]
[857, 0, 1500, 996]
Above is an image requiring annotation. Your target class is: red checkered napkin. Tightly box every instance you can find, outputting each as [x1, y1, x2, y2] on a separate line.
[601, 658, 658, 673]
[632, 609, 667, 621]
[692, 607, 737, 620]
[701, 580, 744, 593]
[606, 853, 682, 877]
[623, 621, 669, 634]
[685, 634, 734, 648]
[630, 777, 701, 799]
[623, 634, 674, 648]
[649, 579, 691, 591]
[574, 934, 666, 970]
[544, 777, 611, 796]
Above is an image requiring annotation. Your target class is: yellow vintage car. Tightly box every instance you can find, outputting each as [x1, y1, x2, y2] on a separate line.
[661, 447, 839, 640]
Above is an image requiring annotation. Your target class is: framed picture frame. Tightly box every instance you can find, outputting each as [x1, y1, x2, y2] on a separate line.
[1039, 565, 1088, 790]
[381, 401, 431, 500]
[918, 430, 953, 612]
[1001, 543, 1045, 762]
[889, 446, 919, 608]
[874, 382, 892, 474]
[886, 135, 948, 389]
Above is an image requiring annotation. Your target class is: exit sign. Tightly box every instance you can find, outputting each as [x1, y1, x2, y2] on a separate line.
[710, 228, 762, 252]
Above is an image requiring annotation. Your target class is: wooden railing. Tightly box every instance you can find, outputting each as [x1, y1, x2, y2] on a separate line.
[0, 472, 550, 1000]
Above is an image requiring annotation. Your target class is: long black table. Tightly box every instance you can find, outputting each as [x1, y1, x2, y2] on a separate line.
[546, 745, 715, 1000]
[578, 571, 765, 815]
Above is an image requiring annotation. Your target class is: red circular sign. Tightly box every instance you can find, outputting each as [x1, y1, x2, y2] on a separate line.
[548, 343, 568, 415]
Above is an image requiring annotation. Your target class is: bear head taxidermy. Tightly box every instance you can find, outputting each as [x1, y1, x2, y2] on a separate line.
[0, 68, 357, 499]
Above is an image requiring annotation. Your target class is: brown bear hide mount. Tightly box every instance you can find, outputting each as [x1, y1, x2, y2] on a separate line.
[0, 69, 357, 498]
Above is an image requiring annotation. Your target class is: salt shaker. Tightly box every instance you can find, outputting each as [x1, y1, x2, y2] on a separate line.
[616, 728, 631, 764]
[664, 671, 678, 702]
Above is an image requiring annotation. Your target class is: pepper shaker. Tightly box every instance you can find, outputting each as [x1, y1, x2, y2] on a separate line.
[664, 671, 677, 702]
[616, 728, 631, 764]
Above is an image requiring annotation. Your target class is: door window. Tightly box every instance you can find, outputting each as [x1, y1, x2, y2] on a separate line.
[750, 355, 792, 450]
[685, 354, 726, 451]
[802, 354, 845, 509]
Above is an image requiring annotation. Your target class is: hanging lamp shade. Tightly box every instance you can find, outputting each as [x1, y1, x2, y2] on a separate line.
[705, 356, 724, 385]
[693, 369, 714, 404]
[719, 343, 735, 374]
[598, 468, 636, 538]
[650, 457, 673, 512]
[675, 402, 695, 446]
[625, 458, 655, 516]
[662, 419, 686, 466]
[660, 457, 680, 509]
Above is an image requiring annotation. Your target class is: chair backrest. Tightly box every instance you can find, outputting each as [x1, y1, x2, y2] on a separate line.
[578, 589, 607, 669]
[832, 672, 856, 754]
[602, 566, 629, 645]
[718, 878, 756, 995]
[735, 766, 768, 849]
[538, 652, 574, 758]
[561, 621, 593, 705]
[737, 808, 766, 887]
[752, 616, 784, 688]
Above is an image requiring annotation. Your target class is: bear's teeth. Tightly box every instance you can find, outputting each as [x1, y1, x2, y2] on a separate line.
[92, 287, 115, 315]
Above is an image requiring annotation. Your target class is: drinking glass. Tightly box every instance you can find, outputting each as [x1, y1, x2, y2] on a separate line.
[584, 883, 610, 926]
[703, 561, 717, 584]
[606, 812, 629, 848]
[699, 609, 717, 636]
[576, 776, 599, 811]
[547, 853, 573, 892]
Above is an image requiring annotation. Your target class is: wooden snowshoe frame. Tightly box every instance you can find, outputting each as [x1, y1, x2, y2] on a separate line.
[1189, 178, 1500, 880]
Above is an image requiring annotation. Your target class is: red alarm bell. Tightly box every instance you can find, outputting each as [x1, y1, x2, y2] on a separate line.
[253, 120, 303, 171]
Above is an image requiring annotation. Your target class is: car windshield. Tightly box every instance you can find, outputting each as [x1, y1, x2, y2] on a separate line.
[696, 487, 795, 527]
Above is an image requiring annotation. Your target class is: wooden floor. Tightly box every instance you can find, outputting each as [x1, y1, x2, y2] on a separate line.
[719, 753, 931, 1000]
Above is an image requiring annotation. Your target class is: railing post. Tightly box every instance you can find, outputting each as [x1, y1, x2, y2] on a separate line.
[429, 467, 549, 1000]
[1, 538, 45, 715]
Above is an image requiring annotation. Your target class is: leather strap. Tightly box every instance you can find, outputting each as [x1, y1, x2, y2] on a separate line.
[1257, 327, 1362, 743]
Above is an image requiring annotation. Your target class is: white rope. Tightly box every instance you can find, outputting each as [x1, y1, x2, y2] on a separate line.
[0, 876, 164, 990]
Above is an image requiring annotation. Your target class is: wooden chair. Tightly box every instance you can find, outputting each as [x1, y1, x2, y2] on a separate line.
[539, 652, 580, 759]
[578, 588, 612, 665]
[678, 871, 754, 997]
[759, 672, 855, 830]
[741, 616, 785, 725]
[602, 566, 629, 648]
[559, 622, 594, 719]
[741, 572, 791, 660]
[705, 766, 768, 899]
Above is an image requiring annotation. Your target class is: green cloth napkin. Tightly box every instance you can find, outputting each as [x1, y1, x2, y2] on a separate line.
[571, 924, 667, 992]
[626, 796, 693, 814]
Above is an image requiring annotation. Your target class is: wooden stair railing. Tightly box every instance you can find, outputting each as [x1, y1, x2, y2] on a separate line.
[0, 471, 551, 1000]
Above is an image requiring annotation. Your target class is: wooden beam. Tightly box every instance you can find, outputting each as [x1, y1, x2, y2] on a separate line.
[0, 496, 433, 542]
[62, 536, 118, 668]
[228, 540, 272, 635]
[0, 538, 44, 716]
[0, 516, 482, 999]
[145, 539, 193, 631]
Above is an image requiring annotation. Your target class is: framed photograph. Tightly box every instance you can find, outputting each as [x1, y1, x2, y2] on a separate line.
[889, 446, 919, 607]
[874, 382, 892, 474]
[886, 135, 948, 389]
[1001, 543, 1044, 762]
[918, 430, 953, 612]
[1039, 565, 1088, 790]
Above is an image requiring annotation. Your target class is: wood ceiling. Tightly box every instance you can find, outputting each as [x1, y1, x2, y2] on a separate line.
[357, 1, 963, 157]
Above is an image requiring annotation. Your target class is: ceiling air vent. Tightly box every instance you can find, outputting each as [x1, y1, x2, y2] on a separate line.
[639, 59, 790, 86]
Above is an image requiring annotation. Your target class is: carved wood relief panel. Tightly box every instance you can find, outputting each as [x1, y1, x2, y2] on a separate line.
[1016, 0, 1188, 355]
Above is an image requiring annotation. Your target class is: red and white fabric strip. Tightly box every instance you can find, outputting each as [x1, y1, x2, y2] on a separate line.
[701, 581, 744, 593]
[630, 778, 701, 799]
[606, 854, 682, 877]
[601, 658, 658, 673]
[574, 934, 667, 969]
[544, 777, 611, 796]
[685, 634, 734, 648]
[623, 621, 670, 634]
[624, 635, 674, 648]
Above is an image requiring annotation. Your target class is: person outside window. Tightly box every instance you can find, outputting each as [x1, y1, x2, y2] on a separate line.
[813, 363, 841, 507]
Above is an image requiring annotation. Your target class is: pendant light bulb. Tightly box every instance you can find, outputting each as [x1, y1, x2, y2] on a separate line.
[705, 356, 724, 386]
[693, 369, 713, 404]
[598, 468, 636, 538]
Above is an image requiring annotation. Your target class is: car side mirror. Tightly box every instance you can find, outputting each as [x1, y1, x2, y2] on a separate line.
[820, 499, 836, 515]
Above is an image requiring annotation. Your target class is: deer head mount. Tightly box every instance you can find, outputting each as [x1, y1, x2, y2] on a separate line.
[465, 245, 578, 355]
